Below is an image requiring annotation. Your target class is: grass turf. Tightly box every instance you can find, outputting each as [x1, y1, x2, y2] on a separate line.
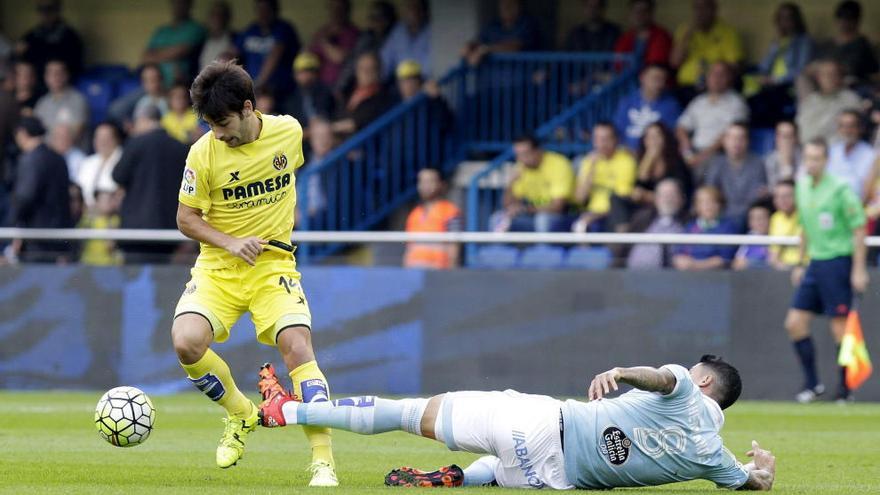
[0, 392, 878, 494]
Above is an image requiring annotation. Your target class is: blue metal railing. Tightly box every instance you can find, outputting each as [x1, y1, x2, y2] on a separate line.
[459, 52, 639, 153]
[464, 60, 640, 261]
[296, 65, 468, 262]
[297, 51, 640, 264]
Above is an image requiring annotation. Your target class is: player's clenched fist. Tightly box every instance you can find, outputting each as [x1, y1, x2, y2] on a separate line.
[588, 367, 621, 401]
[224, 236, 267, 265]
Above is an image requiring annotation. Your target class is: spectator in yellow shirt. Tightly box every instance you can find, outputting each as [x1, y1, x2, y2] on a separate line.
[670, 0, 744, 91]
[572, 122, 636, 232]
[79, 189, 123, 266]
[494, 135, 574, 232]
[161, 83, 203, 144]
[767, 179, 802, 270]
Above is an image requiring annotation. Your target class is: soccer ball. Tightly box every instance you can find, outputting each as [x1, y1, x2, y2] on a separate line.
[94, 386, 155, 447]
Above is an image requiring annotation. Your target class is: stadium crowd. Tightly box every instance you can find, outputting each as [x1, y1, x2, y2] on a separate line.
[488, 0, 880, 271]
[0, 0, 879, 270]
[0, 0, 433, 263]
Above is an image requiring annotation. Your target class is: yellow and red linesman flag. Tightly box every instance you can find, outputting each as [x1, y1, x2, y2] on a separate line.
[837, 307, 873, 390]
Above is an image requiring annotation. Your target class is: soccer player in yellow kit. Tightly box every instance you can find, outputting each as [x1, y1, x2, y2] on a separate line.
[171, 61, 337, 486]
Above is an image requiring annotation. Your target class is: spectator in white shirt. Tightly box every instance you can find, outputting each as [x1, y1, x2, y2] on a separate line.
[827, 109, 875, 201]
[675, 61, 749, 177]
[795, 59, 860, 143]
[33, 59, 88, 138]
[76, 122, 122, 210]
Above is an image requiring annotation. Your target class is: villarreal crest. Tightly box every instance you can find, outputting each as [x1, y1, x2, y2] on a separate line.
[273, 152, 288, 171]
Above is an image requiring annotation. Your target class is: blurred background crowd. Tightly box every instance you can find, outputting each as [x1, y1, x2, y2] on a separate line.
[1, 0, 880, 271]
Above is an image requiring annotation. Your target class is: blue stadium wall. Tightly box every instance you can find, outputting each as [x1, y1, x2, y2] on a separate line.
[1, 266, 878, 401]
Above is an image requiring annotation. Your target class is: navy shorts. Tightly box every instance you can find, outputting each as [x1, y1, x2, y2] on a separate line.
[791, 256, 853, 317]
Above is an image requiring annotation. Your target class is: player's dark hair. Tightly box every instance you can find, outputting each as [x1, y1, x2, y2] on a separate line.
[513, 134, 540, 148]
[190, 60, 256, 122]
[699, 355, 742, 410]
[775, 178, 796, 189]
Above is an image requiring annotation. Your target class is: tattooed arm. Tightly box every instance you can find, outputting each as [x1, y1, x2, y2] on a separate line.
[587, 366, 677, 400]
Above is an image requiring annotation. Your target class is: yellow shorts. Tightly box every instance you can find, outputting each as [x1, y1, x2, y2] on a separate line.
[174, 250, 312, 346]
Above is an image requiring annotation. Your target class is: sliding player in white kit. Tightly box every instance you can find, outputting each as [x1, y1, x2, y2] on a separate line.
[257, 355, 776, 490]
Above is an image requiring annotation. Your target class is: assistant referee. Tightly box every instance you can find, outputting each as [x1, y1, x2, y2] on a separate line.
[784, 137, 868, 403]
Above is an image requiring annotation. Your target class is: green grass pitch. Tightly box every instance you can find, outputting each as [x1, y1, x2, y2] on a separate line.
[1, 392, 878, 494]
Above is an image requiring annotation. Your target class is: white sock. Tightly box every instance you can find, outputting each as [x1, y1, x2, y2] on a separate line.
[463, 456, 499, 486]
[400, 398, 428, 435]
[279, 396, 429, 436]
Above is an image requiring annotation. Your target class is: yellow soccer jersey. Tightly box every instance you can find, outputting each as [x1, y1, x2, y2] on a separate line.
[178, 111, 305, 268]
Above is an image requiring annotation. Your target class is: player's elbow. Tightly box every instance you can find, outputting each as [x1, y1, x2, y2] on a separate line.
[176, 207, 196, 238]
[175, 209, 187, 233]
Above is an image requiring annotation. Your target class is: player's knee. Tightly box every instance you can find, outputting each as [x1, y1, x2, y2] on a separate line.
[784, 311, 808, 339]
[171, 316, 212, 364]
[276, 325, 315, 364]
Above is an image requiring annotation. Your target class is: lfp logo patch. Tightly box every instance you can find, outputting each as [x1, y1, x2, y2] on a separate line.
[181, 167, 197, 195]
[273, 152, 288, 171]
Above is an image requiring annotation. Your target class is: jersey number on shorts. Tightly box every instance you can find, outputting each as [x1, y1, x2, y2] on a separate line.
[278, 276, 298, 294]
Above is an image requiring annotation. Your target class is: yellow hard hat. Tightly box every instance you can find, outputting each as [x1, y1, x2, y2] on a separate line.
[293, 52, 320, 72]
[396, 60, 422, 80]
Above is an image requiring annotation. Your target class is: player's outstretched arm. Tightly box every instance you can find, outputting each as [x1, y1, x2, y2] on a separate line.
[588, 366, 676, 400]
[738, 441, 776, 491]
[177, 203, 267, 266]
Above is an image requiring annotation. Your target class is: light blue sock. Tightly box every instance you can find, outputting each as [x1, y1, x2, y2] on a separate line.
[280, 396, 428, 435]
[463, 456, 498, 486]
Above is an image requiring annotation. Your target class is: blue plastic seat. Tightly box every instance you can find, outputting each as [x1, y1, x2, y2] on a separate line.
[81, 64, 131, 84]
[749, 128, 775, 155]
[519, 245, 565, 269]
[565, 246, 612, 269]
[77, 78, 114, 126]
[472, 245, 520, 269]
[115, 76, 142, 99]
